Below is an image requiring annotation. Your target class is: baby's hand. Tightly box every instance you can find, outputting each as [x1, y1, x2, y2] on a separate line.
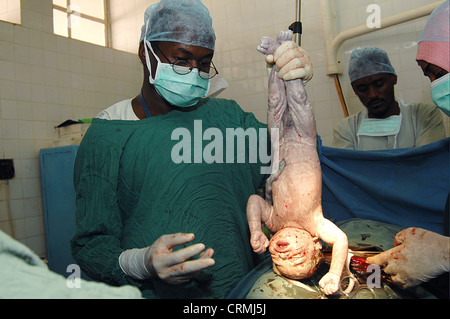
[250, 231, 269, 254]
[319, 272, 340, 295]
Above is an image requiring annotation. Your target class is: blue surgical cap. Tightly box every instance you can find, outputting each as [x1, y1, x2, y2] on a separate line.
[139, 0, 216, 51]
[348, 48, 397, 83]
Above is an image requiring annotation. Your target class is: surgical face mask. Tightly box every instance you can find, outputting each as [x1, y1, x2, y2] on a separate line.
[143, 40, 210, 108]
[431, 73, 450, 117]
[357, 114, 402, 148]
[358, 114, 402, 137]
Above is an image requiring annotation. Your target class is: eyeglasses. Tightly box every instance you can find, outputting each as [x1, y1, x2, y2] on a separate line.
[153, 44, 219, 80]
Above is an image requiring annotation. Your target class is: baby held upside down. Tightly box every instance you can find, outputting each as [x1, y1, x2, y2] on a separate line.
[246, 30, 348, 295]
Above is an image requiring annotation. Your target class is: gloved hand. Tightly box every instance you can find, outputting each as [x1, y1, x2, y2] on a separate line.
[366, 228, 449, 288]
[119, 233, 215, 284]
[265, 41, 313, 83]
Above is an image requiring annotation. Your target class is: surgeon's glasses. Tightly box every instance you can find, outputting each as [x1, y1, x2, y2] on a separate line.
[154, 45, 219, 80]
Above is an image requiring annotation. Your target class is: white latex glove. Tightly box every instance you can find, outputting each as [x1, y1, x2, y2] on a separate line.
[266, 41, 313, 83]
[367, 228, 450, 288]
[119, 233, 215, 285]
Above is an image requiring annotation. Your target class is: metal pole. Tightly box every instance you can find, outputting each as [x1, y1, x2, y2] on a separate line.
[297, 0, 302, 46]
[290, 0, 302, 46]
[296, 0, 301, 26]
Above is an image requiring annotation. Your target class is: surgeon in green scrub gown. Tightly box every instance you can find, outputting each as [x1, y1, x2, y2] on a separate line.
[72, 99, 267, 299]
[71, 0, 312, 299]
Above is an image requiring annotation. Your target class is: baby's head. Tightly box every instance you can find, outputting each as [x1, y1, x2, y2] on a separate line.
[269, 227, 323, 280]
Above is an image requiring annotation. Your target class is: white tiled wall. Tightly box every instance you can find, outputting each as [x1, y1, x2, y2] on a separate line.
[1, 0, 447, 258]
[0, 0, 142, 256]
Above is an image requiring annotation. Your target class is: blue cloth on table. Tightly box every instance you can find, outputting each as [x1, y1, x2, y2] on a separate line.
[320, 137, 449, 235]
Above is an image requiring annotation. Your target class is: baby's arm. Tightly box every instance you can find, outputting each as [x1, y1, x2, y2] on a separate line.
[246, 195, 274, 254]
[316, 218, 348, 295]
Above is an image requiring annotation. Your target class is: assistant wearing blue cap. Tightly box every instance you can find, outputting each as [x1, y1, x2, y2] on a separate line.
[348, 47, 397, 83]
[332, 47, 445, 150]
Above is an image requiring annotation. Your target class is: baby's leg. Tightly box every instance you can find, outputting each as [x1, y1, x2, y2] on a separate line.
[246, 195, 273, 254]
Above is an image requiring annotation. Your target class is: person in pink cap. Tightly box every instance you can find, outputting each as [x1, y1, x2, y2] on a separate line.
[416, 0, 450, 115]
[367, 0, 449, 298]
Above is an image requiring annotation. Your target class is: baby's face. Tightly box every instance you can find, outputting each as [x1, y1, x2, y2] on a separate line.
[269, 227, 323, 280]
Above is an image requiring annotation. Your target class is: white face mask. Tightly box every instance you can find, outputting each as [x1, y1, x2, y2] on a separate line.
[144, 41, 210, 107]
[357, 113, 403, 148]
[143, 20, 210, 108]
[357, 114, 403, 137]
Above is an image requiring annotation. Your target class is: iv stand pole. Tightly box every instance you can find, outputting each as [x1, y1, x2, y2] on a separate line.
[290, 0, 302, 46]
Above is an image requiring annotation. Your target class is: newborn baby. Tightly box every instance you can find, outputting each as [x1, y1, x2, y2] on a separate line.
[247, 31, 348, 295]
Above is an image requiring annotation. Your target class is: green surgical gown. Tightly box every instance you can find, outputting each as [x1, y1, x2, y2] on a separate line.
[71, 98, 268, 299]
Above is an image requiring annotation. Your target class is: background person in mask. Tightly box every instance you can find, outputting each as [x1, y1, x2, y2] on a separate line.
[332, 47, 446, 150]
[368, 1, 449, 297]
[71, 0, 312, 299]
[416, 0, 449, 117]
